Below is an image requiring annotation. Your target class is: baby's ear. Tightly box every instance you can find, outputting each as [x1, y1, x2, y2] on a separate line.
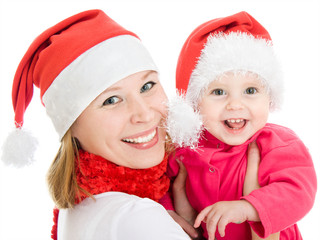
[269, 99, 277, 112]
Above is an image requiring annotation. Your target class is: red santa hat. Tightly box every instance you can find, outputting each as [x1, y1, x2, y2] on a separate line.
[167, 11, 283, 148]
[2, 9, 157, 167]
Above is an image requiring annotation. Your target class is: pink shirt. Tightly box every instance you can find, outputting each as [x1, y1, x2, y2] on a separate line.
[162, 123, 317, 239]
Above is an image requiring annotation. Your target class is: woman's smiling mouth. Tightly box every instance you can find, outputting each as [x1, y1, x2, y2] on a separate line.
[122, 129, 157, 144]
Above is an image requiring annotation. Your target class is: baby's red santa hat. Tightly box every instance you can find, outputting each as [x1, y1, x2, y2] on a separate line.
[167, 11, 283, 148]
[2, 9, 157, 167]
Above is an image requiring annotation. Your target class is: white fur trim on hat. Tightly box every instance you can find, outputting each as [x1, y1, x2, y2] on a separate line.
[186, 32, 283, 110]
[43, 35, 158, 140]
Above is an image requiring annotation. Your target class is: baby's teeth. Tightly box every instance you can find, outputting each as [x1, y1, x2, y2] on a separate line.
[227, 119, 243, 123]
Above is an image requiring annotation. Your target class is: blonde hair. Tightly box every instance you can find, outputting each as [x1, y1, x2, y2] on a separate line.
[47, 129, 90, 209]
[47, 129, 174, 209]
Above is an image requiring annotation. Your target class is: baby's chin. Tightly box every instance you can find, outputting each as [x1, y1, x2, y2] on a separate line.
[226, 140, 247, 146]
[215, 134, 250, 146]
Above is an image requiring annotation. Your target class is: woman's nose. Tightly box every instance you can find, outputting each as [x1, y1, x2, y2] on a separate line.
[130, 96, 154, 123]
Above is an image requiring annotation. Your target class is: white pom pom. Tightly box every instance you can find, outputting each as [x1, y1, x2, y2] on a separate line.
[1, 128, 38, 167]
[166, 92, 203, 149]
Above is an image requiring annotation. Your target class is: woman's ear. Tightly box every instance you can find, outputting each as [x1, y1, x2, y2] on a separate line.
[72, 137, 81, 150]
[70, 119, 79, 139]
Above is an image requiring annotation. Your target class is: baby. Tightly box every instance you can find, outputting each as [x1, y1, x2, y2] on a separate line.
[165, 11, 317, 240]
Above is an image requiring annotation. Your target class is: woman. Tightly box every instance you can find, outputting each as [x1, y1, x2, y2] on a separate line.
[3, 9, 189, 239]
[2, 9, 266, 240]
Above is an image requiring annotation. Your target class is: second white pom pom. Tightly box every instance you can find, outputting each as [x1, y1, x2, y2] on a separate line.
[166, 93, 203, 149]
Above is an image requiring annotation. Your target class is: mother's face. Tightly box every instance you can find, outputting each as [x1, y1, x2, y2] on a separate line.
[71, 71, 168, 169]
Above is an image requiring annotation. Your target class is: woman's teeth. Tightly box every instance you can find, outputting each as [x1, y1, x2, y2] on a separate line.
[122, 129, 156, 144]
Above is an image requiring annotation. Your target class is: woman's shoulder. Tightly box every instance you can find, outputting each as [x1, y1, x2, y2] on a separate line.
[58, 192, 189, 240]
[60, 192, 154, 219]
[58, 192, 152, 239]
[58, 191, 156, 226]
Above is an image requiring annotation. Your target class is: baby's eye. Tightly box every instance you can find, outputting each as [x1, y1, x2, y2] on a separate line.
[211, 89, 226, 95]
[245, 87, 257, 94]
[140, 81, 156, 93]
[103, 96, 120, 106]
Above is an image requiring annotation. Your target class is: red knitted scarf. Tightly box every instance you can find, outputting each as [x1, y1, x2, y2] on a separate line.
[51, 149, 170, 239]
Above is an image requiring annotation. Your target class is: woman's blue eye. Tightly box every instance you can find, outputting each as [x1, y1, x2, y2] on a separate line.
[245, 87, 257, 94]
[103, 96, 120, 106]
[140, 81, 156, 93]
[211, 89, 225, 95]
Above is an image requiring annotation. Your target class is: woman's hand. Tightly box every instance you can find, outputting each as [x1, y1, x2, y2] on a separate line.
[244, 141, 280, 240]
[171, 159, 203, 239]
[173, 159, 198, 224]
[243, 141, 261, 196]
[168, 210, 200, 239]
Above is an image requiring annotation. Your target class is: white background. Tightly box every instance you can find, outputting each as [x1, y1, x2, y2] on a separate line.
[0, 0, 319, 239]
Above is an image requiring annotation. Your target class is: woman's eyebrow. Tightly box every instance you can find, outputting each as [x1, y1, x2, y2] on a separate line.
[103, 86, 121, 94]
[101, 71, 156, 95]
[142, 71, 155, 80]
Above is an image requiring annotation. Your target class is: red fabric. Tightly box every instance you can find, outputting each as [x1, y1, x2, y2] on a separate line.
[176, 11, 271, 94]
[12, 9, 137, 128]
[51, 208, 59, 240]
[51, 150, 170, 240]
[164, 123, 317, 240]
[158, 190, 175, 211]
[76, 150, 170, 203]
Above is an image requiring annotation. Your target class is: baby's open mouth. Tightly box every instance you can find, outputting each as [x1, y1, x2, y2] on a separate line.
[224, 119, 247, 130]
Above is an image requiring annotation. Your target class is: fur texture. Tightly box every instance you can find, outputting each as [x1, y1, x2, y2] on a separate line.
[166, 93, 203, 148]
[187, 32, 283, 110]
[1, 128, 38, 167]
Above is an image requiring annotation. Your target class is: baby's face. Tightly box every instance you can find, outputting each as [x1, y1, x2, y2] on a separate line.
[198, 72, 270, 145]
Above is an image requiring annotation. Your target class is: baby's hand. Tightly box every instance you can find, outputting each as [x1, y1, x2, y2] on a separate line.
[194, 200, 260, 240]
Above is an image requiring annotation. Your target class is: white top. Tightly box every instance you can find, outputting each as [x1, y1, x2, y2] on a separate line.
[58, 192, 190, 240]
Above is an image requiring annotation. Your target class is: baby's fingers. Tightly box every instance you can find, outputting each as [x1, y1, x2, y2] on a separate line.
[206, 217, 219, 240]
[217, 217, 229, 237]
[195, 206, 221, 240]
[194, 206, 212, 228]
